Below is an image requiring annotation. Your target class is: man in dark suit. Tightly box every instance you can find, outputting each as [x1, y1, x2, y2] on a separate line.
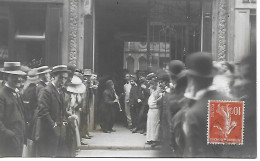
[37, 65, 70, 157]
[0, 62, 27, 157]
[181, 52, 235, 157]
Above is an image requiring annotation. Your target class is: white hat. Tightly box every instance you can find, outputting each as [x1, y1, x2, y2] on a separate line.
[67, 75, 86, 94]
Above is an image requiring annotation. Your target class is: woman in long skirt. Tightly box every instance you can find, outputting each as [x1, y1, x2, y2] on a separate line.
[146, 81, 161, 144]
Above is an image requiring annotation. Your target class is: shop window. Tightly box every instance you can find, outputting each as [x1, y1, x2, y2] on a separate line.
[139, 56, 147, 71]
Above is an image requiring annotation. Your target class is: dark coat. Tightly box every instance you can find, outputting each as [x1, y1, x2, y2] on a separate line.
[37, 83, 69, 157]
[100, 88, 116, 131]
[0, 85, 26, 157]
[36, 81, 47, 98]
[182, 90, 235, 157]
[129, 84, 144, 107]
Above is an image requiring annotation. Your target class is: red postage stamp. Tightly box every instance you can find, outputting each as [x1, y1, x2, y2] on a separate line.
[207, 100, 244, 145]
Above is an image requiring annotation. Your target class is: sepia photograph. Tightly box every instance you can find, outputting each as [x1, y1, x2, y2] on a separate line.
[0, 0, 257, 158]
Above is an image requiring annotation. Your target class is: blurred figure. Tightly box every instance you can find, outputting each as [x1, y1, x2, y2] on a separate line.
[181, 52, 234, 157]
[0, 62, 27, 157]
[228, 52, 256, 157]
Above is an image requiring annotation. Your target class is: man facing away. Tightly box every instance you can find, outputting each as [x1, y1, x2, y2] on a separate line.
[0, 62, 27, 157]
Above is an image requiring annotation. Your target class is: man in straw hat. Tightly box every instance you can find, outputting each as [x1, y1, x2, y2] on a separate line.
[0, 62, 27, 157]
[180, 52, 235, 157]
[36, 66, 51, 98]
[36, 65, 70, 157]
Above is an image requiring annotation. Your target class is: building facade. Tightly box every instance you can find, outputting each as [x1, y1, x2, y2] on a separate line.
[0, 0, 256, 129]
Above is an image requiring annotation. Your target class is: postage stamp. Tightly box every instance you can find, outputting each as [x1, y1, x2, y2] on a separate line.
[207, 100, 244, 145]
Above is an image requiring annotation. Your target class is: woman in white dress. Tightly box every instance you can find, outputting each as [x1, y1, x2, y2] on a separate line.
[146, 81, 162, 144]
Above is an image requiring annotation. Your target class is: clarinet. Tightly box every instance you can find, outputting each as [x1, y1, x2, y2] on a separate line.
[113, 88, 123, 112]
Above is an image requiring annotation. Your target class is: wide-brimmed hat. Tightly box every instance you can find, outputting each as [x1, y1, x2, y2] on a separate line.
[37, 66, 51, 75]
[83, 69, 92, 76]
[51, 65, 70, 74]
[185, 52, 216, 78]
[27, 68, 40, 83]
[67, 75, 86, 94]
[0, 62, 26, 75]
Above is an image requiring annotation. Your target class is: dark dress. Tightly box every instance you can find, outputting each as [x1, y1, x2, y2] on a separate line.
[100, 88, 116, 132]
[0, 85, 26, 157]
[36, 83, 69, 157]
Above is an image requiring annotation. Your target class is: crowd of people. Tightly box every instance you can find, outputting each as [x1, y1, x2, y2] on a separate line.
[0, 63, 98, 157]
[0, 50, 256, 157]
[119, 51, 256, 157]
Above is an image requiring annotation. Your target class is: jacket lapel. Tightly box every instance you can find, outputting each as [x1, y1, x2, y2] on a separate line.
[49, 83, 62, 106]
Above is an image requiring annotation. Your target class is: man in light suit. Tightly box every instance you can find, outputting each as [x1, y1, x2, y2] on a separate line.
[0, 62, 27, 157]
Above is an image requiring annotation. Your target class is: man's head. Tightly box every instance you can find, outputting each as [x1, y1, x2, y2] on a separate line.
[0, 62, 26, 89]
[125, 73, 131, 82]
[37, 66, 51, 83]
[185, 52, 215, 92]
[51, 65, 70, 89]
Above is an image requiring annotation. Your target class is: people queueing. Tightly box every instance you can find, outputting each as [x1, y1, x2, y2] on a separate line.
[123, 73, 132, 129]
[36, 65, 70, 157]
[100, 80, 118, 133]
[0, 62, 27, 157]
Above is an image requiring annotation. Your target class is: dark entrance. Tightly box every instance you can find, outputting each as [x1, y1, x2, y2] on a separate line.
[95, 0, 212, 81]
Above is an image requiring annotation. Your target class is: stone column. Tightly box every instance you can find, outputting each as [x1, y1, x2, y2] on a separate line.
[212, 0, 229, 61]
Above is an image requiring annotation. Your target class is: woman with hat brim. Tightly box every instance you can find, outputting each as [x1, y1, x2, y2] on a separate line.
[65, 75, 87, 156]
[0, 62, 27, 157]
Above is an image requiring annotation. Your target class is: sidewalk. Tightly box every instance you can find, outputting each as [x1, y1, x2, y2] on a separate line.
[79, 124, 158, 150]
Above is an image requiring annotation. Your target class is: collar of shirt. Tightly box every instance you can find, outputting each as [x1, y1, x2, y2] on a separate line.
[184, 85, 216, 101]
[5, 83, 19, 93]
[51, 81, 61, 94]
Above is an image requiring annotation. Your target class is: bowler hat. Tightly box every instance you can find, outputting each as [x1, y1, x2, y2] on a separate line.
[157, 70, 170, 82]
[185, 52, 216, 78]
[67, 75, 86, 94]
[37, 66, 51, 75]
[169, 60, 185, 77]
[0, 62, 26, 75]
[51, 65, 70, 74]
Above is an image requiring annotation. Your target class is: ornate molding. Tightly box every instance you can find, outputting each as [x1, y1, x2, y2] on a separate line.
[68, 0, 79, 65]
[217, 0, 228, 61]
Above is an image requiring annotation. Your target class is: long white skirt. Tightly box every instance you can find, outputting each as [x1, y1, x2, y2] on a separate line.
[146, 108, 160, 142]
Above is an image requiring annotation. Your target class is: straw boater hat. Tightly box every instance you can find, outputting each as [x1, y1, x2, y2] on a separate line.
[37, 66, 51, 75]
[67, 75, 86, 94]
[27, 68, 40, 83]
[0, 62, 26, 75]
[51, 65, 70, 74]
